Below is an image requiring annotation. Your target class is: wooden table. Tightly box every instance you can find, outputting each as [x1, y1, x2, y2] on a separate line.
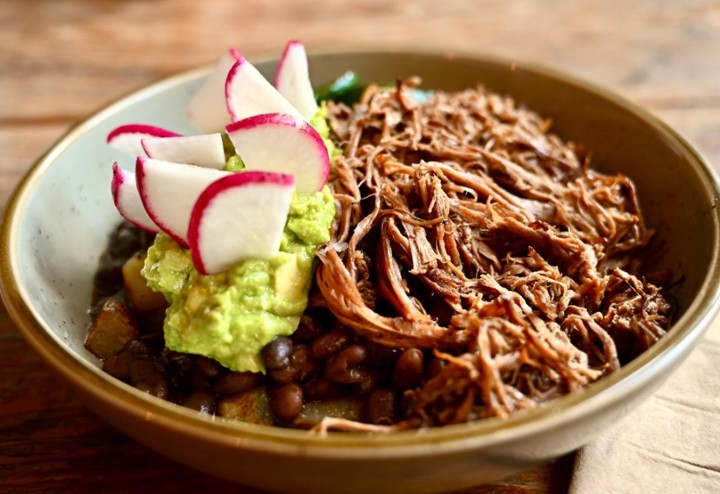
[1, 1, 719, 492]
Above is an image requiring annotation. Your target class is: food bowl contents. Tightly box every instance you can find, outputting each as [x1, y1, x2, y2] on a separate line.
[86, 41, 674, 430]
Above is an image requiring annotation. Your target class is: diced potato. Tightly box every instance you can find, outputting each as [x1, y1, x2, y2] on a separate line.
[122, 252, 167, 311]
[84, 298, 139, 359]
[299, 396, 364, 424]
[218, 388, 274, 425]
[219, 388, 365, 426]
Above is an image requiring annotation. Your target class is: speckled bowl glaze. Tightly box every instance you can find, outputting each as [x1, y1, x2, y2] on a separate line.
[2, 50, 720, 494]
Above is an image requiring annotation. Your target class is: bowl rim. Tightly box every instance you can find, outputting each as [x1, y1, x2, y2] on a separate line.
[2, 46, 720, 458]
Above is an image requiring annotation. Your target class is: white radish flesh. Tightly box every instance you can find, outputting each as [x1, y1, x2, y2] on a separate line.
[275, 40, 318, 120]
[111, 163, 160, 233]
[186, 48, 242, 132]
[225, 56, 304, 122]
[225, 113, 329, 193]
[135, 157, 231, 246]
[188, 171, 296, 275]
[107, 124, 179, 157]
[142, 133, 226, 169]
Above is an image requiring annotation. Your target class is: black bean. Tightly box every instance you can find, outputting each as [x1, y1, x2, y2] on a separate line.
[103, 351, 133, 379]
[324, 344, 369, 384]
[132, 360, 169, 400]
[303, 378, 345, 401]
[143, 379, 169, 400]
[366, 388, 397, 425]
[125, 339, 153, 357]
[194, 355, 222, 378]
[355, 369, 378, 394]
[291, 315, 325, 342]
[161, 349, 194, 373]
[213, 371, 260, 396]
[425, 357, 447, 379]
[311, 329, 351, 360]
[128, 358, 156, 384]
[261, 336, 293, 370]
[108, 222, 143, 259]
[268, 365, 297, 384]
[183, 390, 216, 414]
[269, 383, 304, 424]
[187, 369, 211, 390]
[365, 342, 399, 366]
[137, 307, 167, 335]
[290, 344, 320, 381]
[393, 348, 424, 389]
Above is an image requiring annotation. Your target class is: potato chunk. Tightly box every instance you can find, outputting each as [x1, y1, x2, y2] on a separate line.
[122, 252, 167, 311]
[84, 299, 139, 359]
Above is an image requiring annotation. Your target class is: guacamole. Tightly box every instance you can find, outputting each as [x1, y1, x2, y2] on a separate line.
[141, 105, 336, 373]
[142, 187, 334, 372]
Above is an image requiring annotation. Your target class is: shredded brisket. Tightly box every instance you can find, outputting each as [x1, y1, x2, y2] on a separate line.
[315, 79, 673, 427]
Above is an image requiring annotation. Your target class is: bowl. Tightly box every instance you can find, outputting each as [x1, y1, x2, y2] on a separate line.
[2, 49, 720, 494]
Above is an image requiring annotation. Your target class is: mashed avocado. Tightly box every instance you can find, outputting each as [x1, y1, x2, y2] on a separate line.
[141, 105, 336, 372]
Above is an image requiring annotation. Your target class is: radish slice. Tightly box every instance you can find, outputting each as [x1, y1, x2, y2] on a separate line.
[111, 163, 160, 233]
[275, 40, 318, 120]
[188, 171, 296, 275]
[225, 113, 329, 193]
[135, 157, 231, 246]
[225, 56, 304, 122]
[186, 48, 243, 132]
[142, 133, 226, 169]
[107, 124, 180, 157]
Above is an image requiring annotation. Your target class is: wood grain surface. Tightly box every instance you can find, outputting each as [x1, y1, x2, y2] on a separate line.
[1, 1, 719, 493]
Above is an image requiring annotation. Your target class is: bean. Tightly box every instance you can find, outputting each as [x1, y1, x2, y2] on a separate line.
[103, 351, 133, 380]
[108, 222, 144, 259]
[365, 342, 399, 366]
[183, 390, 217, 414]
[261, 336, 293, 370]
[292, 315, 324, 342]
[137, 307, 167, 335]
[393, 348, 424, 389]
[324, 344, 369, 384]
[128, 358, 156, 384]
[366, 388, 397, 425]
[290, 344, 320, 381]
[311, 329, 351, 360]
[303, 378, 345, 401]
[269, 383, 304, 424]
[125, 339, 153, 357]
[425, 357, 447, 379]
[188, 369, 211, 390]
[355, 369, 378, 394]
[132, 360, 169, 400]
[136, 379, 168, 400]
[162, 349, 194, 373]
[268, 365, 297, 384]
[194, 355, 222, 378]
[138, 331, 164, 353]
[213, 371, 260, 397]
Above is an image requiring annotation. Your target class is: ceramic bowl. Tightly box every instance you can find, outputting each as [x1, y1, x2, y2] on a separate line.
[2, 49, 719, 494]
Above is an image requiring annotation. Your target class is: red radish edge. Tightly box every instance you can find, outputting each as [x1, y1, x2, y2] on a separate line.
[225, 113, 331, 190]
[134, 156, 188, 247]
[187, 171, 295, 275]
[107, 124, 180, 144]
[110, 162, 125, 199]
[111, 162, 159, 233]
[224, 57, 246, 122]
[229, 47, 242, 60]
[274, 40, 302, 87]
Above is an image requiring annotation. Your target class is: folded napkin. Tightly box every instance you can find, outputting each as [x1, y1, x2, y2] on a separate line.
[570, 316, 720, 493]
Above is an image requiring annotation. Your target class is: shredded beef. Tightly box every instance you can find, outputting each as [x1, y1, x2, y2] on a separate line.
[315, 79, 673, 427]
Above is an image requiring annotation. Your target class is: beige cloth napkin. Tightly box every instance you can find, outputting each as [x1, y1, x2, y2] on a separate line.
[570, 317, 720, 493]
